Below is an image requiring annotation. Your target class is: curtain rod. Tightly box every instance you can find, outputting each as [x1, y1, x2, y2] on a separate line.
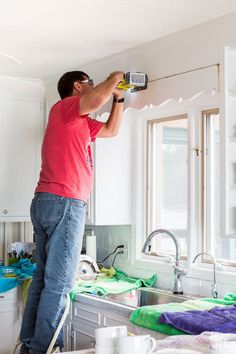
[149, 63, 220, 82]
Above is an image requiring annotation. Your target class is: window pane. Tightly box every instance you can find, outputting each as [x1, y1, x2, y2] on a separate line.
[204, 111, 236, 264]
[147, 116, 188, 256]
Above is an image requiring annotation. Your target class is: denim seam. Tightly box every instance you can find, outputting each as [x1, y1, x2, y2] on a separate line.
[54, 203, 70, 334]
[62, 203, 70, 295]
[47, 204, 70, 345]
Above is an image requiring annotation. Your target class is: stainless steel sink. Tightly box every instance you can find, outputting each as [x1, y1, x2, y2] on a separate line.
[103, 287, 194, 308]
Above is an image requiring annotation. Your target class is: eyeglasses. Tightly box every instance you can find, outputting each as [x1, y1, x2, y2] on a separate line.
[80, 78, 94, 86]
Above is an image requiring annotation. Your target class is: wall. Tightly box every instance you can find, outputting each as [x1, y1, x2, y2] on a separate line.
[84, 225, 131, 268]
[44, 13, 236, 107]
[43, 12, 236, 297]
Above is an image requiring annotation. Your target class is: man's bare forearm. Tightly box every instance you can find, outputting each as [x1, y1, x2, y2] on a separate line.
[80, 72, 124, 114]
[97, 97, 124, 138]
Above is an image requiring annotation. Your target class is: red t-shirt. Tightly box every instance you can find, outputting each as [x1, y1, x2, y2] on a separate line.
[35, 96, 104, 201]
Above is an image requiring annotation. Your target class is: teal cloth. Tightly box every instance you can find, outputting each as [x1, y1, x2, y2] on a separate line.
[0, 259, 36, 293]
[70, 268, 157, 300]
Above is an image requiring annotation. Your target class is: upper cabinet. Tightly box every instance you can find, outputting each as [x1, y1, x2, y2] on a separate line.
[0, 78, 44, 221]
[90, 110, 133, 225]
[221, 47, 236, 237]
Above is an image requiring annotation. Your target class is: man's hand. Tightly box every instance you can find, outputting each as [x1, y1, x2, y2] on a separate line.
[108, 72, 125, 99]
[107, 71, 124, 83]
[80, 71, 125, 115]
[113, 87, 124, 100]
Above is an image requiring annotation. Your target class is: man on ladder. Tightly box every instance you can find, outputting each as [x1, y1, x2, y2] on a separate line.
[18, 70, 125, 354]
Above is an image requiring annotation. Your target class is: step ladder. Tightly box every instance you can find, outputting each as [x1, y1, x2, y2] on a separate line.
[10, 293, 70, 354]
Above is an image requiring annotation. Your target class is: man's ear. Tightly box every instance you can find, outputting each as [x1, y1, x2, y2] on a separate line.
[73, 81, 83, 93]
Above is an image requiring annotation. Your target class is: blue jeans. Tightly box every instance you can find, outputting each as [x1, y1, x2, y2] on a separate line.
[20, 192, 86, 354]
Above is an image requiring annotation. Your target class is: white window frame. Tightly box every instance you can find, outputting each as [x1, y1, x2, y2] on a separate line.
[202, 109, 236, 267]
[130, 94, 236, 291]
[146, 114, 188, 258]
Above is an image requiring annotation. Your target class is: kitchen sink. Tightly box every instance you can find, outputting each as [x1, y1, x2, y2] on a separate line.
[103, 287, 194, 308]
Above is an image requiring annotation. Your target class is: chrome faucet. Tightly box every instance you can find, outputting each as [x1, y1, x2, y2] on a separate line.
[193, 252, 218, 299]
[142, 229, 186, 295]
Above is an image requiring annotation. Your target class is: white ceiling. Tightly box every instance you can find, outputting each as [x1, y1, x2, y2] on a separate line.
[1, 0, 236, 79]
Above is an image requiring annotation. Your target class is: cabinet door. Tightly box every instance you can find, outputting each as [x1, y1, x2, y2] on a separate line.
[72, 322, 96, 351]
[93, 110, 133, 225]
[0, 305, 19, 354]
[72, 301, 100, 350]
[103, 312, 131, 328]
[63, 302, 73, 351]
[0, 98, 43, 220]
[63, 322, 72, 352]
[0, 289, 20, 354]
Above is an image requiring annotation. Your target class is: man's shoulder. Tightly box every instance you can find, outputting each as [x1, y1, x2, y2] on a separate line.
[54, 95, 80, 115]
[54, 95, 79, 107]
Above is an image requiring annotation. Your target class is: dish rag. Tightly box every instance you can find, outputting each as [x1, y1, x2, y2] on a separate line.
[160, 304, 236, 334]
[70, 268, 157, 300]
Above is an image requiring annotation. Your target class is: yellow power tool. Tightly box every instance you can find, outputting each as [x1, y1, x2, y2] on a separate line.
[117, 72, 148, 92]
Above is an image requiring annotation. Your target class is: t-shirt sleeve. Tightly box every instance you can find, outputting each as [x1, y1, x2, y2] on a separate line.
[60, 96, 80, 124]
[86, 116, 104, 141]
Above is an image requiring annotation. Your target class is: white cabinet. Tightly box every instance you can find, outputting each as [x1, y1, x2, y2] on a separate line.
[0, 288, 21, 354]
[70, 297, 100, 350]
[0, 77, 44, 221]
[221, 48, 236, 237]
[66, 294, 165, 351]
[63, 301, 73, 352]
[91, 110, 133, 225]
[70, 295, 132, 351]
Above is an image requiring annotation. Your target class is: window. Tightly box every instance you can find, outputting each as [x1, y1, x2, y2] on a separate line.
[146, 115, 188, 257]
[143, 104, 236, 269]
[202, 110, 236, 266]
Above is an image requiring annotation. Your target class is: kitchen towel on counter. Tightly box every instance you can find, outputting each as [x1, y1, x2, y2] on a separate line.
[115, 269, 157, 287]
[130, 300, 225, 335]
[99, 266, 116, 278]
[201, 293, 236, 306]
[160, 304, 236, 335]
[70, 268, 157, 300]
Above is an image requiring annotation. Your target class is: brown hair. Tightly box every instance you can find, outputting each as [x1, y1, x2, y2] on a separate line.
[57, 71, 89, 99]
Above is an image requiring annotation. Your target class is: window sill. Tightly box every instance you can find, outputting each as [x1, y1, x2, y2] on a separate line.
[131, 255, 236, 286]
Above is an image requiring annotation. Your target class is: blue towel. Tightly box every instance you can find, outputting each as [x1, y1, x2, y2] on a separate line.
[0, 259, 36, 293]
[160, 304, 236, 334]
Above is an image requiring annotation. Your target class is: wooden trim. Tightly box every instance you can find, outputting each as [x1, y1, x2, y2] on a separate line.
[148, 114, 188, 125]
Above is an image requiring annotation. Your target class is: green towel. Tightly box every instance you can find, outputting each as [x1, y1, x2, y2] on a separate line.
[201, 293, 236, 306]
[114, 269, 156, 287]
[99, 267, 116, 278]
[70, 268, 157, 300]
[130, 299, 225, 335]
[22, 278, 32, 304]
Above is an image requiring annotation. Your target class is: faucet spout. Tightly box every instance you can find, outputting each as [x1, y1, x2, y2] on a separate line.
[142, 228, 181, 260]
[142, 229, 186, 295]
[193, 252, 218, 298]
